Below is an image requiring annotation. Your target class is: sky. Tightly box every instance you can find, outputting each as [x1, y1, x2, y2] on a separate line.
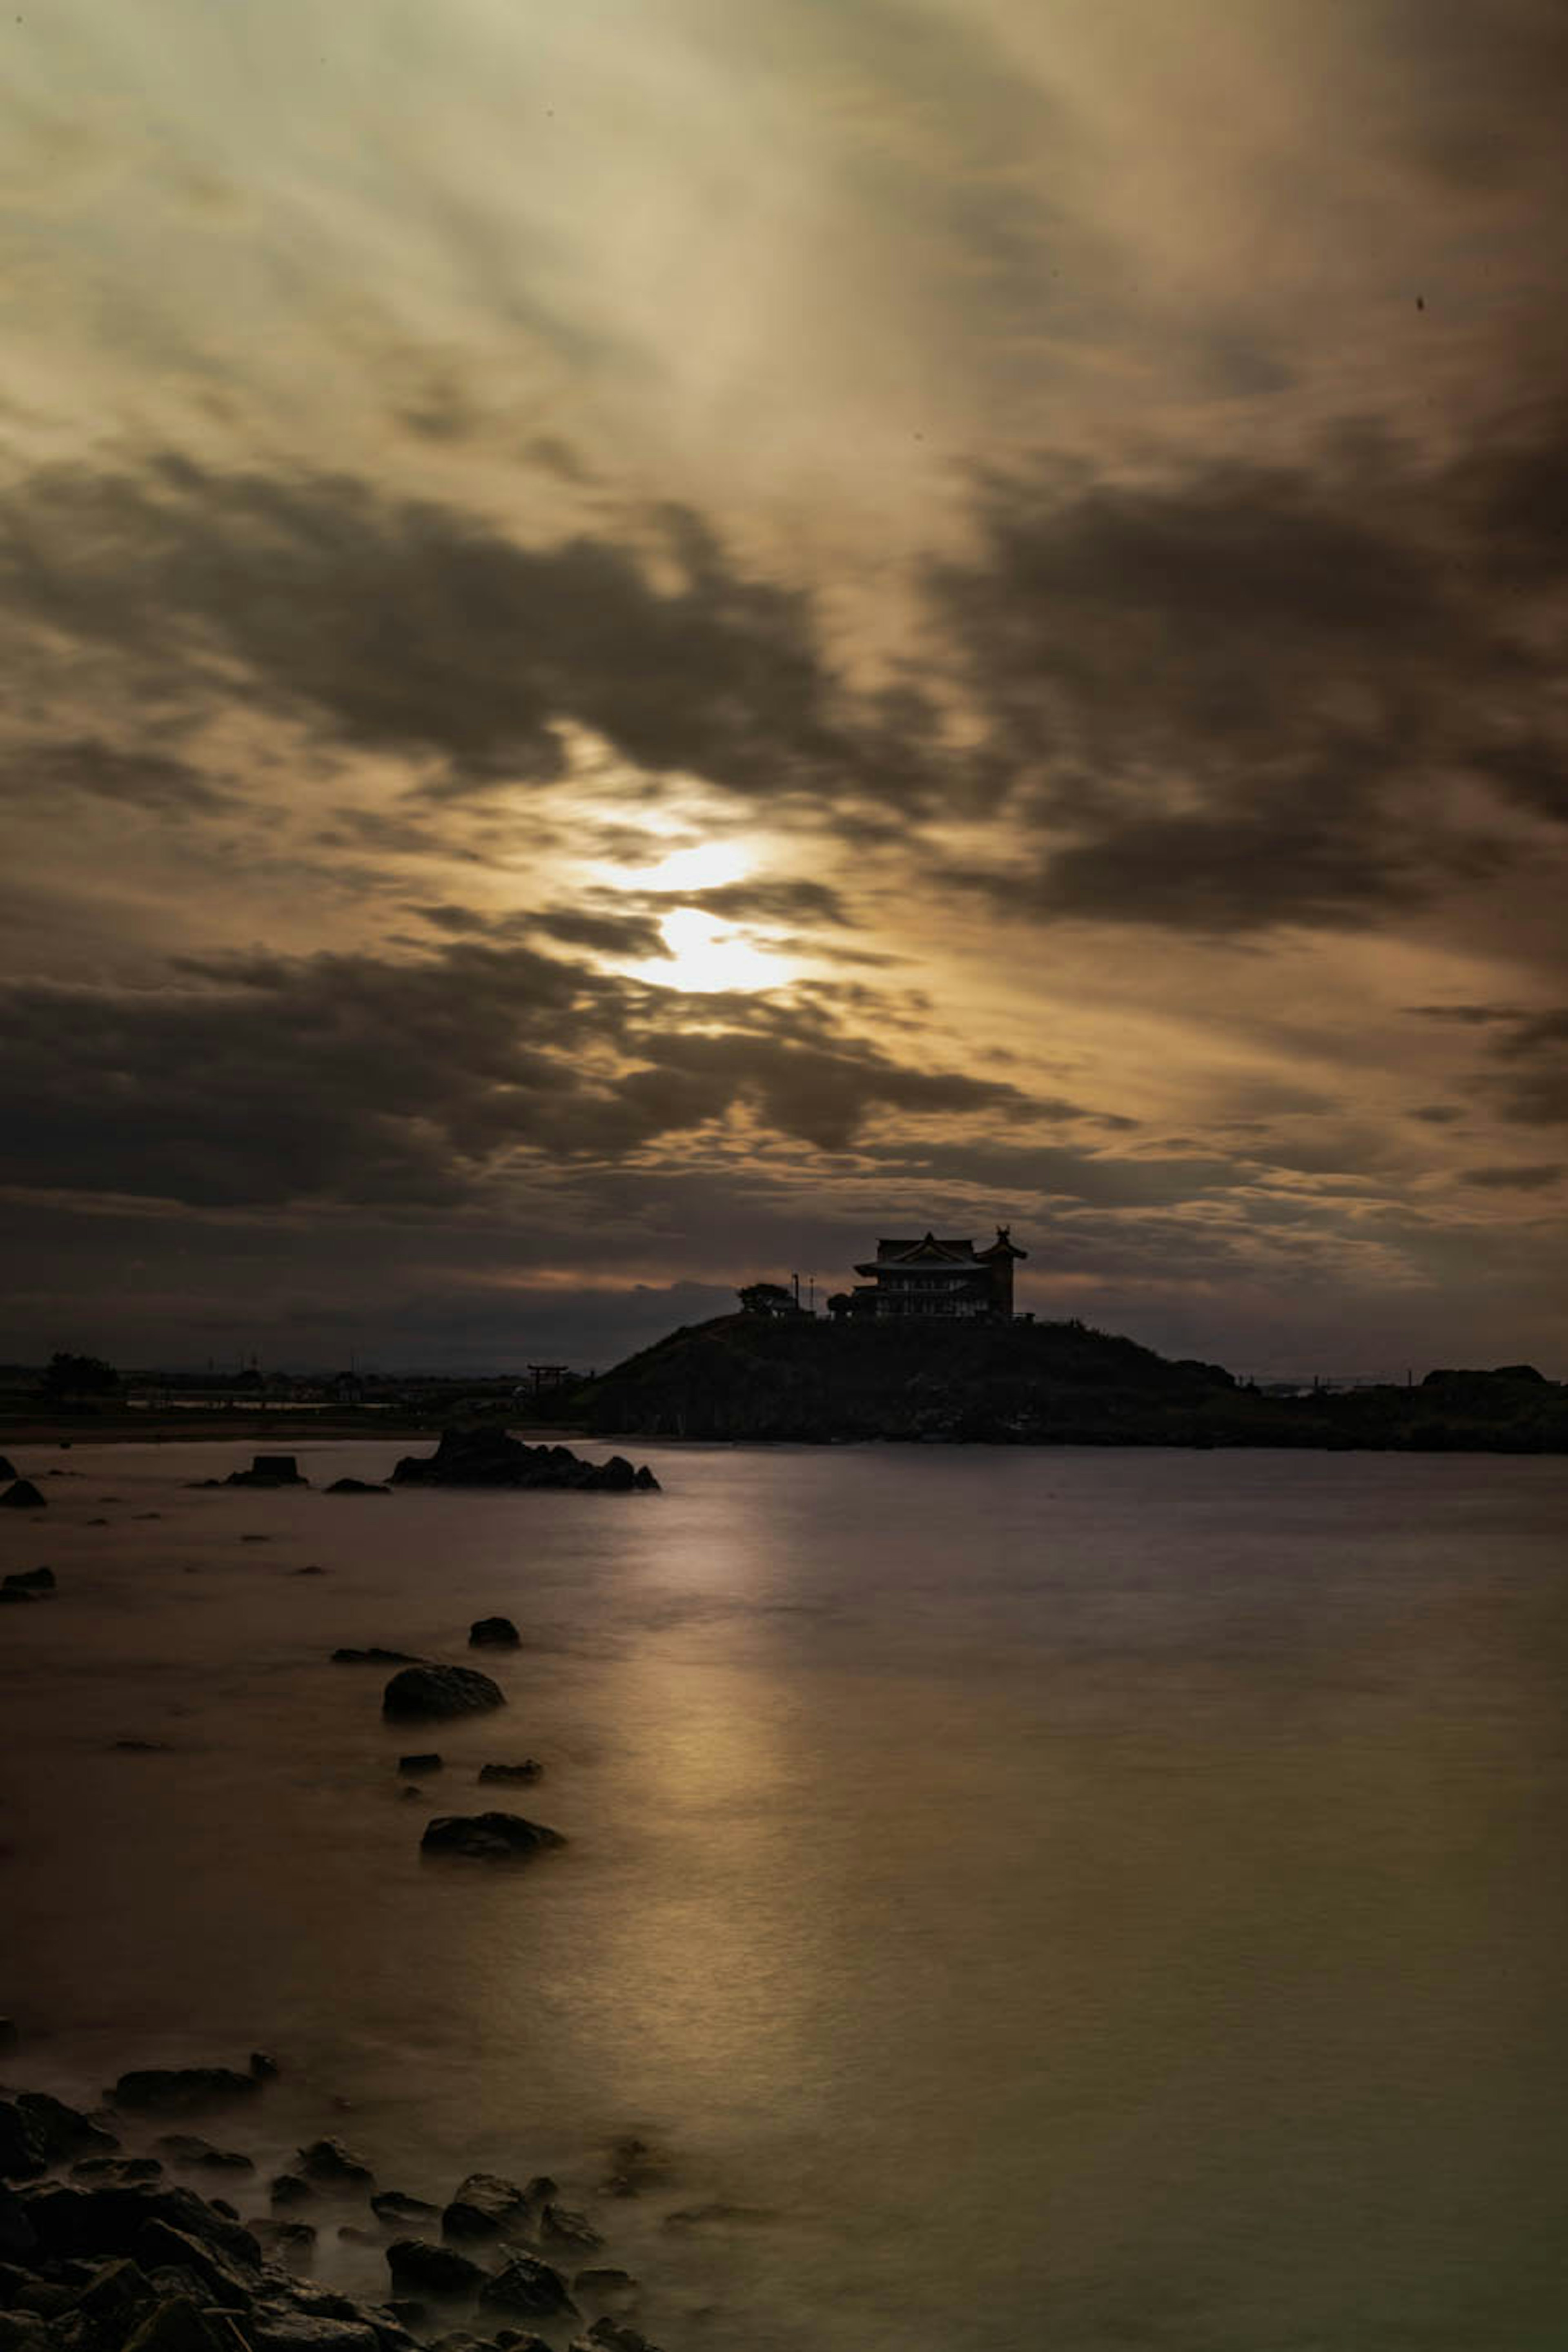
[4, 0, 1568, 1377]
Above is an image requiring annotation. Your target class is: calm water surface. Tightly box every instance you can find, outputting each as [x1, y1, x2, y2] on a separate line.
[2, 1439, 1566, 2350]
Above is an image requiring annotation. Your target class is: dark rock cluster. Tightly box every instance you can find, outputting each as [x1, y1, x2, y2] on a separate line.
[390, 1433, 658, 1494]
[0, 2077, 666, 2352]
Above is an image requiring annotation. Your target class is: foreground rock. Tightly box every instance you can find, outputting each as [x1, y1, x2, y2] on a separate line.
[477, 2254, 575, 2321]
[0, 1483, 46, 1512]
[419, 1815, 564, 1863]
[382, 1668, 504, 1723]
[391, 1431, 659, 1494]
[385, 2238, 485, 2297]
[439, 2174, 529, 2243]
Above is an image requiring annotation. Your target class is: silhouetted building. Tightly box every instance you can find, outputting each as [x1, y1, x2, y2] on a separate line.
[840, 1228, 1026, 1320]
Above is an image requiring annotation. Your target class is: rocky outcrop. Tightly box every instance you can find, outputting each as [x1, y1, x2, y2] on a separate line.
[476, 2254, 575, 2321]
[391, 1431, 660, 1494]
[381, 1667, 504, 1723]
[439, 2174, 529, 2244]
[419, 1815, 564, 1862]
[2, 1570, 54, 1595]
[292, 2144, 373, 2193]
[385, 2238, 486, 2297]
[0, 1484, 46, 1512]
[223, 1457, 306, 1489]
[466, 1619, 519, 1650]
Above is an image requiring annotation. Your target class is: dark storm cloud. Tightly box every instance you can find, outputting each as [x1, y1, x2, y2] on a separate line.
[0, 940, 1026, 1209]
[1459, 1163, 1563, 1191]
[0, 737, 230, 813]
[0, 458, 939, 808]
[929, 419, 1568, 933]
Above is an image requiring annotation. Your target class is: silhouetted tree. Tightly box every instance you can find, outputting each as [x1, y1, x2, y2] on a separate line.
[40, 1351, 121, 1400]
[737, 1281, 799, 1317]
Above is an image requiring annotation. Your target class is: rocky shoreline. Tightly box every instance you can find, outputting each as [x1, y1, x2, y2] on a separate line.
[0, 2056, 666, 2352]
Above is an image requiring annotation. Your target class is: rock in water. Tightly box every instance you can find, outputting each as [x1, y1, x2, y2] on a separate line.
[2, 1568, 53, 1593]
[477, 2254, 575, 2321]
[390, 1430, 659, 1493]
[476, 1761, 542, 1784]
[385, 2240, 486, 2297]
[419, 1814, 564, 1862]
[293, 2141, 374, 2191]
[225, 1457, 307, 1489]
[331, 1648, 421, 1666]
[324, 1480, 389, 1496]
[0, 1483, 45, 1512]
[397, 1755, 442, 1775]
[369, 2190, 438, 2226]
[468, 1617, 520, 1649]
[439, 2172, 530, 2242]
[381, 1666, 504, 1722]
[0, 1458, 16, 1484]
[539, 2203, 603, 2252]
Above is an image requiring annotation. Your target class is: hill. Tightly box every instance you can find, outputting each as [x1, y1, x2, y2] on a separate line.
[577, 1315, 1568, 1450]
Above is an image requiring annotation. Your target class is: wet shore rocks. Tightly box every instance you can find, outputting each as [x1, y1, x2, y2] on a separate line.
[381, 1668, 504, 1724]
[0, 2068, 675, 2352]
[390, 1432, 658, 1494]
[419, 1815, 564, 1863]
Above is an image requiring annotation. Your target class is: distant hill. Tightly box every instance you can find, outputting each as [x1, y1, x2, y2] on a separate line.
[578, 1314, 1568, 1450]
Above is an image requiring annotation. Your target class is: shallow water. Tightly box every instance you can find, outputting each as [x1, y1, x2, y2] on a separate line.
[3, 1438, 1567, 2350]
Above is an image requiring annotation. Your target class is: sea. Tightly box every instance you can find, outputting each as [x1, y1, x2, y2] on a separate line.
[2, 1437, 1567, 2351]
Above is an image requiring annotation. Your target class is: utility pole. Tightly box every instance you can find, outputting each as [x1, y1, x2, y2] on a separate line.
[791, 1271, 800, 1308]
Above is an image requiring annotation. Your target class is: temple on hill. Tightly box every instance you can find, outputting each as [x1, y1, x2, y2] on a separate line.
[838, 1228, 1027, 1320]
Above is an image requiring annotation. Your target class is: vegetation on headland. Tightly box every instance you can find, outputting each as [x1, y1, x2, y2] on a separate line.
[577, 1313, 1568, 1452]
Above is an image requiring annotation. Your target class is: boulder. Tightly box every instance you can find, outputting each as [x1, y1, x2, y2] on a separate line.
[368, 2194, 438, 2228]
[439, 2174, 528, 2243]
[324, 1481, 389, 1497]
[18, 2182, 261, 2270]
[2, 1570, 53, 1595]
[66, 2254, 157, 2339]
[71, 2158, 163, 2187]
[15, 2093, 116, 2165]
[246, 2219, 317, 2263]
[0, 2106, 43, 2185]
[476, 1762, 542, 1785]
[0, 2315, 43, 2351]
[419, 1815, 564, 1862]
[224, 1458, 306, 1489]
[293, 2142, 373, 2192]
[131, 2217, 257, 2307]
[477, 2256, 575, 2323]
[382, 1667, 504, 1723]
[467, 1619, 519, 1650]
[384, 2240, 486, 2299]
[109, 2067, 263, 2117]
[121, 2297, 234, 2352]
[539, 2206, 602, 2254]
[0, 1484, 45, 1512]
[577, 2324, 660, 2352]
[396, 1755, 441, 1775]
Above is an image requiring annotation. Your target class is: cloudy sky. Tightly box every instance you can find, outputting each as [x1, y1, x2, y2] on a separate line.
[5, 0, 1568, 1375]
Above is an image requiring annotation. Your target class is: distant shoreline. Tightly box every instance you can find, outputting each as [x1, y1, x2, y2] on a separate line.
[0, 1414, 588, 1447]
